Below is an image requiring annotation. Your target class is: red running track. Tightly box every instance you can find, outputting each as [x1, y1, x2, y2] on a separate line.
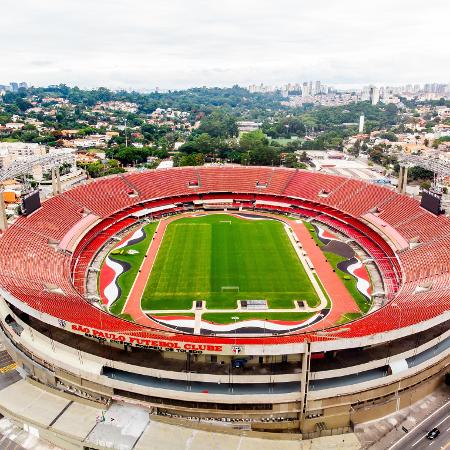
[123, 212, 361, 330]
[291, 220, 361, 328]
[122, 217, 178, 328]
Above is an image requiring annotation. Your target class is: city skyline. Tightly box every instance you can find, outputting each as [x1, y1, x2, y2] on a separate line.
[1, 0, 449, 90]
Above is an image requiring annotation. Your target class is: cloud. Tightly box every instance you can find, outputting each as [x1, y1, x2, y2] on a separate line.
[0, 0, 448, 89]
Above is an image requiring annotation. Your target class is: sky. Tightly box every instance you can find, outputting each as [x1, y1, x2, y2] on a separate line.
[1, 0, 449, 90]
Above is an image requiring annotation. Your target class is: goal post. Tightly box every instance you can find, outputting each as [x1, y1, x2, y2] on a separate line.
[221, 286, 240, 292]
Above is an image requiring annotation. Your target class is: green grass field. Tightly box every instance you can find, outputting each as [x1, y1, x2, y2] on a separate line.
[141, 214, 319, 310]
[105, 222, 157, 315]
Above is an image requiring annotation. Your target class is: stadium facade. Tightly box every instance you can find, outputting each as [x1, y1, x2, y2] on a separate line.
[0, 166, 448, 437]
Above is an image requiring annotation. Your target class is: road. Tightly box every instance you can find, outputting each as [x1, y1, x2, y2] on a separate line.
[389, 400, 450, 450]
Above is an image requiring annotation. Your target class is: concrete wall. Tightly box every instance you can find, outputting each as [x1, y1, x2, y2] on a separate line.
[1, 298, 449, 435]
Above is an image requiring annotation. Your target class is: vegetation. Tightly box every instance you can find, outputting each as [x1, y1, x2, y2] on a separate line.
[433, 135, 450, 148]
[77, 159, 125, 178]
[335, 312, 363, 325]
[304, 222, 371, 313]
[323, 251, 371, 313]
[105, 146, 168, 165]
[141, 215, 319, 310]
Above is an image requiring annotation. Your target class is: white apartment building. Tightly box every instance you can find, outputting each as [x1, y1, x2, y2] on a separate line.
[0, 143, 46, 169]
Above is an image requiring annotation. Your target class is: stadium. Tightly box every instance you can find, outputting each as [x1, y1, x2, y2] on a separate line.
[0, 166, 448, 438]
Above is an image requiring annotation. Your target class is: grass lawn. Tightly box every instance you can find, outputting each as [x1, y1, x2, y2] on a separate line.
[202, 312, 315, 324]
[105, 222, 158, 315]
[304, 222, 372, 313]
[324, 251, 371, 313]
[117, 313, 135, 322]
[335, 312, 364, 325]
[141, 214, 319, 310]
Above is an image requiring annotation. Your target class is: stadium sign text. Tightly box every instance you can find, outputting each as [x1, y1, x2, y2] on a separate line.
[70, 324, 223, 353]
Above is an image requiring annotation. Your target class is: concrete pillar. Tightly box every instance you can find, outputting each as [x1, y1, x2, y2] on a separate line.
[397, 166, 403, 193]
[397, 166, 406, 193]
[402, 166, 408, 194]
[299, 341, 311, 429]
[0, 192, 8, 231]
[32, 163, 43, 182]
[52, 166, 61, 196]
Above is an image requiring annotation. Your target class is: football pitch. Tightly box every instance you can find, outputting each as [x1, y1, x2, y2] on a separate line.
[141, 214, 319, 310]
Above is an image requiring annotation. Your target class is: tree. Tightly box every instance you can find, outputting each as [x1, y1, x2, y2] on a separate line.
[420, 181, 431, 191]
[283, 154, 300, 168]
[369, 147, 384, 165]
[173, 152, 205, 167]
[348, 140, 361, 157]
[285, 139, 303, 152]
[105, 146, 157, 165]
[247, 145, 280, 166]
[239, 130, 268, 152]
[379, 131, 398, 142]
[299, 151, 308, 162]
[197, 110, 238, 138]
[408, 166, 434, 181]
[78, 159, 125, 178]
[195, 133, 214, 154]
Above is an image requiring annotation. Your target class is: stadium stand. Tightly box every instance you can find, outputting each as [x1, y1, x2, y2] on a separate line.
[0, 166, 446, 341]
[0, 166, 448, 438]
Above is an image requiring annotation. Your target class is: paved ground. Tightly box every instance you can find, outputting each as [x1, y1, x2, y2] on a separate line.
[0, 431, 27, 450]
[389, 404, 449, 450]
[355, 385, 450, 449]
[0, 418, 59, 450]
[0, 345, 59, 449]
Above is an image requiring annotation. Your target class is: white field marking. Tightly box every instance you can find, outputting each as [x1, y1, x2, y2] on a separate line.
[156, 314, 320, 333]
[115, 227, 145, 250]
[347, 258, 372, 299]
